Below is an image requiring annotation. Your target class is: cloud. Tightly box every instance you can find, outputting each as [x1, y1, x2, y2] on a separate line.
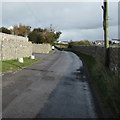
[60, 24, 118, 41]
[2, 2, 118, 41]
[59, 28, 103, 41]
[2, 0, 119, 2]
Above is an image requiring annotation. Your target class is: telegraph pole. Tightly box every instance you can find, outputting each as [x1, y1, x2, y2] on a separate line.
[103, 0, 109, 48]
[50, 24, 52, 32]
[102, 0, 109, 67]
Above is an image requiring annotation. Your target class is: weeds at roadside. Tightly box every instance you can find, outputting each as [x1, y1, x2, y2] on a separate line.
[72, 51, 120, 118]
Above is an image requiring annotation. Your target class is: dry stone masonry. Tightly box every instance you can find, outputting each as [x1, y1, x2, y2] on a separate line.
[71, 45, 120, 78]
[32, 44, 52, 54]
[0, 33, 52, 61]
[1, 40, 32, 60]
[0, 33, 29, 42]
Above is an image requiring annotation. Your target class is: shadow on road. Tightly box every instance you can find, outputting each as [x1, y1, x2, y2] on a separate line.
[24, 68, 54, 73]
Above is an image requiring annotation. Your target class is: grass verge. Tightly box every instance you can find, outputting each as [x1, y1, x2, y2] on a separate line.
[0, 57, 40, 72]
[49, 50, 55, 54]
[71, 50, 120, 118]
[55, 44, 68, 49]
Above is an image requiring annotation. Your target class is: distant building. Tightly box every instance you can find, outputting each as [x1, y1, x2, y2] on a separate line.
[57, 40, 68, 44]
[94, 40, 104, 46]
[111, 39, 120, 44]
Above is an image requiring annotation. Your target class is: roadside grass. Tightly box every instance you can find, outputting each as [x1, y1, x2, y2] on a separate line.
[71, 50, 120, 118]
[55, 44, 68, 49]
[0, 57, 40, 72]
[109, 44, 120, 47]
[49, 50, 55, 54]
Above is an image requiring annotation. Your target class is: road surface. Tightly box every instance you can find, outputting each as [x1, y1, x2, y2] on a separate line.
[2, 50, 97, 118]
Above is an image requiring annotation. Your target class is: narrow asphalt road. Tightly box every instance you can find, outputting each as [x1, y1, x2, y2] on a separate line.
[2, 50, 97, 118]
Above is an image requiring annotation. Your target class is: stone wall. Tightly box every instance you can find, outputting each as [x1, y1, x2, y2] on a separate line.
[71, 45, 105, 63]
[0, 33, 32, 60]
[0, 41, 32, 61]
[71, 45, 120, 78]
[109, 47, 120, 78]
[0, 33, 52, 60]
[0, 33, 29, 42]
[32, 44, 52, 53]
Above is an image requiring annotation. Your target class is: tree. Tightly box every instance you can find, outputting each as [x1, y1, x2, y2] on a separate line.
[0, 27, 11, 34]
[28, 31, 39, 43]
[33, 28, 44, 32]
[40, 31, 54, 43]
[54, 32, 62, 41]
[28, 27, 62, 44]
[12, 24, 31, 37]
[28, 28, 45, 43]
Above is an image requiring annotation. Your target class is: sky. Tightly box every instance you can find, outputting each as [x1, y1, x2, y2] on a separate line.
[1, 1, 119, 41]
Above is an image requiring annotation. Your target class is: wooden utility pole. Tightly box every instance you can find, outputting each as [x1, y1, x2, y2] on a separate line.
[103, 0, 109, 48]
[102, 0, 109, 67]
[50, 24, 52, 32]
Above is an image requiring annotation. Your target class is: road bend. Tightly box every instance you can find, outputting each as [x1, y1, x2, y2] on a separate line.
[2, 50, 97, 118]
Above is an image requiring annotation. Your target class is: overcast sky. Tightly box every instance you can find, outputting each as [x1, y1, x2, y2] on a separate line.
[1, 1, 118, 41]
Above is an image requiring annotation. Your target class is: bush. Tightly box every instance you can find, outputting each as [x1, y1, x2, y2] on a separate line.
[69, 40, 91, 47]
[0, 27, 11, 34]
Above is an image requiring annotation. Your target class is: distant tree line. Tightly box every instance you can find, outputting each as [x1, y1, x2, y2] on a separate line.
[68, 40, 91, 47]
[0, 24, 62, 44]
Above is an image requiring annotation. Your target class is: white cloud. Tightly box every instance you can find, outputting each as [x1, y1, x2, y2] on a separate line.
[2, 2, 118, 41]
[2, 0, 120, 2]
[59, 28, 103, 41]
